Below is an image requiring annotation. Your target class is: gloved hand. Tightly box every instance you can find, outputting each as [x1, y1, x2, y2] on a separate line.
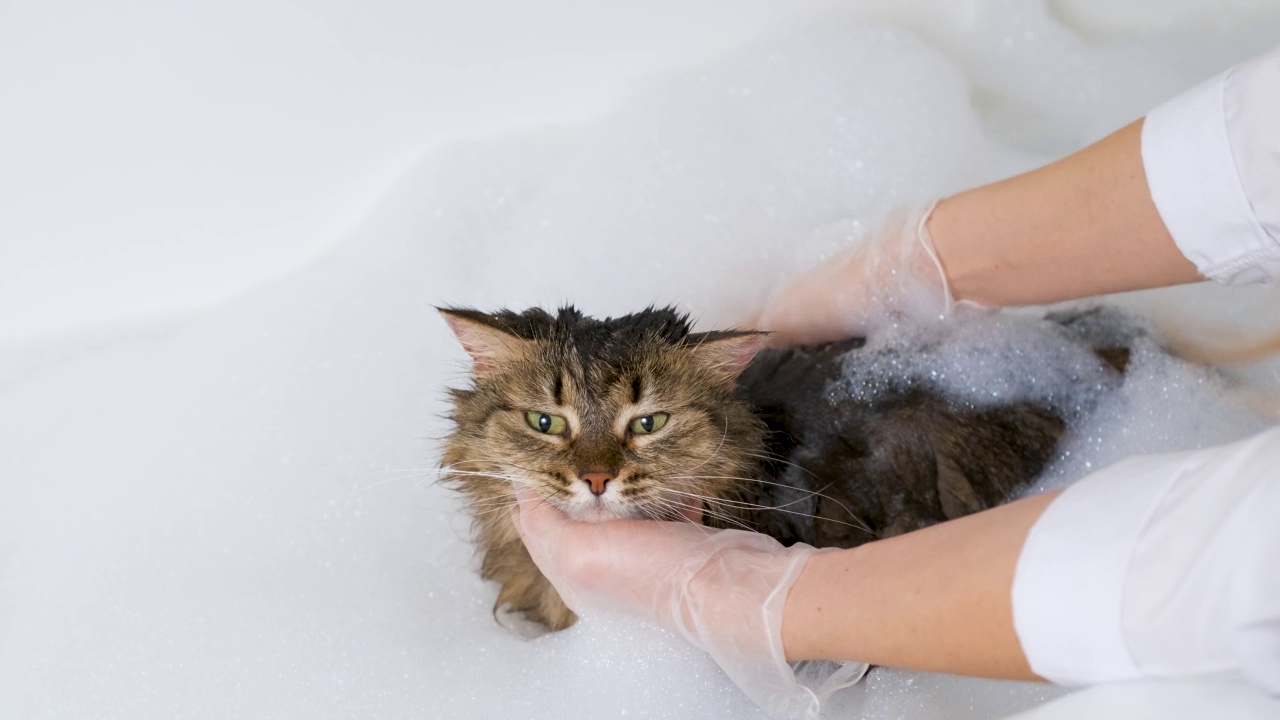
[751, 201, 975, 346]
[511, 486, 867, 719]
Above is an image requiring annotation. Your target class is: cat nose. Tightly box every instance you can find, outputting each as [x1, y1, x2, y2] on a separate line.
[579, 472, 614, 496]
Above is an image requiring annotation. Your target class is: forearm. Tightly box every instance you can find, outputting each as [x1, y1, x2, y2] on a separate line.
[782, 124, 1196, 669]
[781, 490, 1061, 679]
[930, 119, 1201, 307]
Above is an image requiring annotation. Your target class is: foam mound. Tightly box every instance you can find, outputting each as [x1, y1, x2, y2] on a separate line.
[3, 3, 1280, 719]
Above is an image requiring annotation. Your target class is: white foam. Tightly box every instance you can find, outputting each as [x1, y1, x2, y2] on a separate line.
[4, 4, 1280, 719]
[833, 312, 1123, 416]
[828, 308, 1272, 495]
[1036, 333, 1274, 491]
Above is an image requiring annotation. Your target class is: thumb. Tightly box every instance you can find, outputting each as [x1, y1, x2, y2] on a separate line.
[509, 484, 587, 613]
[511, 483, 542, 513]
[675, 495, 705, 524]
[511, 484, 566, 530]
[510, 485, 570, 563]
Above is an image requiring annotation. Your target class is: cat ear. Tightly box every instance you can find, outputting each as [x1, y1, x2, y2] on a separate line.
[686, 331, 768, 383]
[438, 308, 534, 374]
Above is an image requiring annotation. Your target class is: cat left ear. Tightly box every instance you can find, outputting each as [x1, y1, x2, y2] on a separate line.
[686, 331, 768, 384]
[438, 308, 533, 374]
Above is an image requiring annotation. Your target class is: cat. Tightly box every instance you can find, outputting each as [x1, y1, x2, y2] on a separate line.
[438, 305, 1131, 631]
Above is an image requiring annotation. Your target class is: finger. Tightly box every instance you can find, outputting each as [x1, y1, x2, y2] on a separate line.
[510, 485, 571, 545]
[511, 483, 542, 511]
[764, 330, 799, 349]
[673, 495, 705, 524]
[512, 484, 571, 521]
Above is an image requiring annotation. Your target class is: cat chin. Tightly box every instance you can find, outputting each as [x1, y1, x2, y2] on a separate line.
[565, 505, 624, 523]
[557, 500, 643, 524]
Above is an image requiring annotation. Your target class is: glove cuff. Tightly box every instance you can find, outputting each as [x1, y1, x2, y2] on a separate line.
[698, 544, 869, 718]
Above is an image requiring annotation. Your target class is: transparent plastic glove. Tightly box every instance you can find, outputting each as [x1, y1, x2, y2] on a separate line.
[511, 487, 867, 719]
[752, 201, 976, 346]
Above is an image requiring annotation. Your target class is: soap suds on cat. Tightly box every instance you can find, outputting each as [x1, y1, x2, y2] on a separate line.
[831, 310, 1271, 494]
[3, 3, 1280, 719]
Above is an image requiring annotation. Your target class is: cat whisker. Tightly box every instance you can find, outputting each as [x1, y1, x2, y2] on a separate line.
[332, 468, 468, 503]
[438, 469, 526, 480]
[649, 489, 727, 517]
[680, 417, 731, 475]
[737, 450, 825, 482]
[470, 501, 520, 520]
[468, 481, 568, 520]
[662, 487, 873, 534]
[435, 459, 555, 485]
[353, 464, 528, 498]
[465, 489, 536, 508]
[446, 457, 551, 476]
[635, 500, 697, 527]
[645, 493, 757, 533]
[343, 471, 436, 493]
[668, 473, 873, 535]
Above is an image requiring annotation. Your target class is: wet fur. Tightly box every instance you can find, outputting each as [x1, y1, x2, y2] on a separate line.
[440, 305, 1128, 630]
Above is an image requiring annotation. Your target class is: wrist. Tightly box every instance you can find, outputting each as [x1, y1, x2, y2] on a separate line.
[926, 191, 1002, 307]
[928, 120, 1201, 307]
[781, 546, 864, 662]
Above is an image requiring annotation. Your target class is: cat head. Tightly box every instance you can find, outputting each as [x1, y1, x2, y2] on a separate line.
[440, 305, 767, 522]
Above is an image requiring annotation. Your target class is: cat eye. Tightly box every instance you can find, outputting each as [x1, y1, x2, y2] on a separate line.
[629, 413, 669, 435]
[525, 411, 567, 435]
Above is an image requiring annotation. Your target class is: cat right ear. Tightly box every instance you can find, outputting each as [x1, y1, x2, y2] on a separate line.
[438, 308, 532, 374]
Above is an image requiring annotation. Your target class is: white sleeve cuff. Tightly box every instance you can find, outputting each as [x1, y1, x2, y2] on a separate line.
[1011, 452, 1187, 686]
[1142, 52, 1280, 285]
[1013, 428, 1280, 691]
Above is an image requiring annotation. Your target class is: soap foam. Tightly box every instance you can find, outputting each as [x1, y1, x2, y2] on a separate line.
[4, 4, 1280, 719]
[833, 310, 1126, 418]
[829, 307, 1271, 495]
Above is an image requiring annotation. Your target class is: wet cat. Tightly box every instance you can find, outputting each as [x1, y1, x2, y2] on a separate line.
[439, 305, 1130, 630]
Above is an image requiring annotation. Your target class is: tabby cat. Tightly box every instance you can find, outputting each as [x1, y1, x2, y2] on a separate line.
[439, 305, 1130, 630]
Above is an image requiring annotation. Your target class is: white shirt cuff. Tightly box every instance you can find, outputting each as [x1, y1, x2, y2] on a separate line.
[1011, 451, 1190, 685]
[1142, 57, 1280, 285]
[1013, 428, 1280, 691]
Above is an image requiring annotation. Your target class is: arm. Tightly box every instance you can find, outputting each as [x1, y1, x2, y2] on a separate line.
[755, 48, 1280, 344]
[782, 490, 1060, 679]
[748, 122, 1202, 347]
[774, 47, 1280, 676]
[516, 430, 1280, 703]
[930, 119, 1200, 307]
[941, 46, 1280, 303]
[760, 114, 1230, 676]
[786, 428, 1280, 690]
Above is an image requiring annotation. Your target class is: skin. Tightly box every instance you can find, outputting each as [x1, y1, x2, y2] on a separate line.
[782, 118, 1198, 676]
[931, 119, 1201, 306]
[783, 491, 1060, 677]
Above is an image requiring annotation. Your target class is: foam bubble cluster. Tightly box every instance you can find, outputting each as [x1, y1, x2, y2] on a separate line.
[829, 307, 1272, 496]
[1036, 331, 1275, 491]
[833, 310, 1125, 416]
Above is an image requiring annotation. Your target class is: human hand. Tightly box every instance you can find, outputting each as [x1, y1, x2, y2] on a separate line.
[510, 486, 867, 718]
[748, 201, 965, 347]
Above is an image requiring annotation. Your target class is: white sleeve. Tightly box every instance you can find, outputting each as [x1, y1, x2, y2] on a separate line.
[1012, 427, 1280, 694]
[1142, 46, 1280, 285]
